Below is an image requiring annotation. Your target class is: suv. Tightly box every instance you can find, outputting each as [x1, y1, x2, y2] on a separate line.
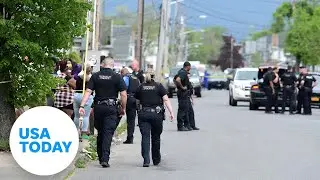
[229, 68, 258, 106]
[249, 65, 297, 110]
[166, 67, 202, 98]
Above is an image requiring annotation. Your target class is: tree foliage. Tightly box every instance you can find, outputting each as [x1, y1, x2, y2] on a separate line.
[0, 0, 91, 107]
[251, 29, 272, 41]
[268, 0, 320, 66]
[187, 26, 225, 64]
[215, 36, 244, 70]
[108, 5, 160, 58]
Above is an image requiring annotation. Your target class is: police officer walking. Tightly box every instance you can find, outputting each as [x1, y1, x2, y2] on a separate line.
[131, 60, 145, 83]
[121, 67, 140, 144]
[134, 72, 174, 167]
[299, 67, 317, 115]
[280, 66, 297, 114]
[79, 57, 127, 168]
[174, 62, 192, 131]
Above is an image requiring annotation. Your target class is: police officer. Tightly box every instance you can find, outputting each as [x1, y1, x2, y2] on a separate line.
[299, 68, 317, 115]
[187, 73, 200, 130]
[296, 67, 305, 114]
[174, 62, 192, 131]
[131, 60, 145, 83]
[79, 57, 127, 168]
[263, 67, 276, 114]
[121, 67, 140, 144]
[280, 66, 297, 114]
[134, 72, 174, 167]
[273, 67, 281, 113]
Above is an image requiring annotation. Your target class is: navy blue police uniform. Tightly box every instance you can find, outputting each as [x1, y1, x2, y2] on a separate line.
[133, 70, 145, 83]
[123, 74, 140, 144]
[87, 67, 127, 167]
[263, 70, 275, 113]
[187, 81, 199, 130]
[135, 80, 167, 167]
[301, 74, 316, 115]
[280, 70, 297, 114]
[174, 68, 192, 131]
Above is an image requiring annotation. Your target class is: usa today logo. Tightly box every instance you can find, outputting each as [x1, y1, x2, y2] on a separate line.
[10, 106, 79, 176]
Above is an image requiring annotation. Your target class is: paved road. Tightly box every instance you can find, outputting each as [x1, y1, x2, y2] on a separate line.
[72, 90, 320, 180]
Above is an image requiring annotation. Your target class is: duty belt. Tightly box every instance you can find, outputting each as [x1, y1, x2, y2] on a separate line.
[127, 93, 135, 98]
[97, 99, 117, 106]
[141, 106, 162, 114]
[284, 85, 294, 88]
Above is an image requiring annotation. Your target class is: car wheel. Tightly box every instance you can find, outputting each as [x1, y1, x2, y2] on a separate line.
[229, 94, 237, 106]
[208, 85, 211, 90]
[196, 92, 202, 97]
[249, 102, 258, 110]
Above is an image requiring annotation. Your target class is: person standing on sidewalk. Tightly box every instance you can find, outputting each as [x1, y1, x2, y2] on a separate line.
[73, 63, 95, 140]
[79, 57, 127, 168]
[135, 72, 174, 167]
[121, 67, 140, 144]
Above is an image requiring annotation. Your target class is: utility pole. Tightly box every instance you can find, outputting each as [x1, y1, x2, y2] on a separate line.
[136, 0, 145, 70]
[170, 1, 179, 67]
[230, 35, 234, 69]
[177, 15, 185, 63]
[162, 0, 171, 73]
[156, 0, 168, 81]
[92, 0, 100, 50]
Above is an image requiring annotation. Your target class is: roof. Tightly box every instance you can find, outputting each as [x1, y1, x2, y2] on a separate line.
[236, 67, 258, 71]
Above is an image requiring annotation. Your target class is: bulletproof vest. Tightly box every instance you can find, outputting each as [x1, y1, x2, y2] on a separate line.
[303, 74, 314, 88]
[127, 75, 140, 94]
[282, 72, 295, 86]
[263, 72, 271, 87]
[140, 82, 162, 105]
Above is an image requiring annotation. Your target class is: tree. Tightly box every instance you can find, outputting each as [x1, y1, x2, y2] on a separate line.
[250, 29, 272, 41]
[107, 5, 160, 60]
[0, 0, 91, 149]
[216, 36, 244, 70]
[187, 26, 226, 64]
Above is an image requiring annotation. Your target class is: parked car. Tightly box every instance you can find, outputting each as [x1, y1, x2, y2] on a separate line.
[229, 68, 258, 106]
[249, 65, 297, 110]
[166, 67, 202, 98]
[309, 72, 320, 108]
[207, 71, 228, 90]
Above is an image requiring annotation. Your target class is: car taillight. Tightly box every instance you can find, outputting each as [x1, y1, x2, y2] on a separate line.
[251, 85, 259, 90]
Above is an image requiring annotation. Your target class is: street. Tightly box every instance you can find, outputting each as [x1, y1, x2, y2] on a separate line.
[71, 90, 320, 180]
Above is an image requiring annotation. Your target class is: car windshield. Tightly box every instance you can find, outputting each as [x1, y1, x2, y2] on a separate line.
[234, 71, 258, 80]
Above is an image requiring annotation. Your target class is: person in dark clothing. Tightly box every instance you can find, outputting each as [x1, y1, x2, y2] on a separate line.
[299, 68, 317, 115]
[135, 73, 174, 167]
[79, 57, 127, 168]
[187, 73, 199, 130]
[280, 66, 297, 114]
[174, 62, 192, 131]
[121, 67, 141, 144]
[263, 67, 276, 114]
[296, 67, 305, 114]
[131, 60, 145, 83]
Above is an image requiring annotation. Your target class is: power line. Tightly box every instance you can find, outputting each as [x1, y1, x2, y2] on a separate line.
[180, 2, 268, 28]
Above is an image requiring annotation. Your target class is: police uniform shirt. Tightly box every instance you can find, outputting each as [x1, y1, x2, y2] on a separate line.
[263, 71, 273, 87]
[87, 68, 127, 102]
[281, 72, 297, 86]
[302, 74, 316, 88]
[135, 82, 167, 106]
[297, 74, 304, 88]
[133, 70, 145, 83]
[176, 68, 189, 88]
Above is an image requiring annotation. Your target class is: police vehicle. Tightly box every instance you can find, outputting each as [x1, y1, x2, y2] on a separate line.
[165, 66, 202, 98]
[249, 65, 297, 110]
[309, 72, 320, 108]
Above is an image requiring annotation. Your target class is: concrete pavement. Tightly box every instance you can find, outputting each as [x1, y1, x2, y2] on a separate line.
[70, 90, 320, 180]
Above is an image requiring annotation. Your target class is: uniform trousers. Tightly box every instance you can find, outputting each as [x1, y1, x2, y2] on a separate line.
[177, 90, 190, 128]
[188, 99, 196, 128]
[296, 89, 303, 113]
[94, 104, 120, 163]
[138, 110, 163, 165]
[282, 86, 295, 113]
[126, 96, 137, 141]
[303, 87, 312, 114]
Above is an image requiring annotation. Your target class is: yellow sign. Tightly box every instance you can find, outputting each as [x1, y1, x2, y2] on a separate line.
[311, 97, 319, 102]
